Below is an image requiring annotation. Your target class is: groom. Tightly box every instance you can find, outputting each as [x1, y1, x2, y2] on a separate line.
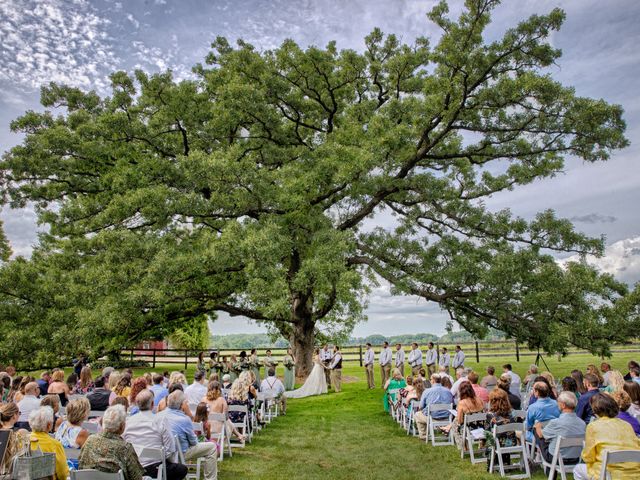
[328, 346, 343, 393]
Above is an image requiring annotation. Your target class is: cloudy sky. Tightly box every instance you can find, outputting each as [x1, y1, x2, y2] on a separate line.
[1, 0, 639, 337]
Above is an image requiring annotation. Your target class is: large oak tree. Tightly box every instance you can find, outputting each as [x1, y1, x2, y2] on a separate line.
[1, 0, 636, 373]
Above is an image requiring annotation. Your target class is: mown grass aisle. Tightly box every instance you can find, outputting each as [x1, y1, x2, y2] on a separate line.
[217, 365, 531, 480]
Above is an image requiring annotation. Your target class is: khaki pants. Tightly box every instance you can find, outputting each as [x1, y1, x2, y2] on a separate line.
[412, 365, 422, 376]
[330, 368, 342, 392]
[324, 361, 331, 387]
[365, 364, 375, 389]
[185, 442, 217, 480]
[396, 362, 405, 378]
[380, 364, 391, 388]
[427, 363, 436, 375]
[414, 410, 429, 439]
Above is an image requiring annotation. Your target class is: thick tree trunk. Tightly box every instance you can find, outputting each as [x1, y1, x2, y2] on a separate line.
[290, 317, 315, 378]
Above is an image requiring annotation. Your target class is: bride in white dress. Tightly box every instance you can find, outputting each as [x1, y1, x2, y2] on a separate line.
[285, 348, 328, 399]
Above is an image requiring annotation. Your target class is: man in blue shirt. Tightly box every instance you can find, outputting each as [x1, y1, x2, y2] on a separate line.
[536, 391, 585, 464]
[150, 373, 169, 407]
[575, 374, 600, 423]
[36, 372, 50, 397]
[159, 390, 217, 480]
[414, 375, 454, 440]
[526, 382, 560, 442]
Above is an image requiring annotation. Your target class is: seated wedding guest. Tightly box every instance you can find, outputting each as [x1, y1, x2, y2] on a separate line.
[524, 365, 539, 389]
[17, 382, 41, 430]
[221, 374, 232, 390]
[128, 377, 149, 414]
[502, 364, 522, 398]
[15, 376, 36, 404]
[540, 372, 558, 399]
[101, 366, 114, 383]
[0, 402, 30, 478]
[450, 368, 470, 403]
[630, 367, 640, 384]
[47, 371, 70, 407]
[75, 366, 95, 394]
[438, 366, 453, 384]
[486, 388, 518, 468]
[535, 391, 585, 465]
[86, 376, 112, 411]
[623, 381, 640, 420]
[528, 375, 557, 407]
[416, 368, 430, 389]
[400, 376, 415, 405]
[441, 376, 453, 390]
[260, 368, 287, 415]
[576, 373, 600, 423]
[160, 391, 217, 480]
[157, 384, 193, 419]
[561, 376, 580, 400]
[150, 373, 169, 407]
[571, 370, 587, 394]
[39, 395, 63, 432]
[572, 393, 640, 480]
[239, 371, 258, 401]
[143, 373, 153, 387]
[586, 364, 603, 387]
[7, 376, 22, 403]
[497, 375, 521, 410]
[227, 379, 251, 427]
[204, 381, 245, 443]
[208, 373, 219, 383]
[112, 396, 130, 411]
[405, 377, 424, 407]
[603, 370, 625, 393]
[383, 368, 407, 412]
[185, 370, 208, 405]
[112, 373, 132, 400]
[442, 381, 485, 438]
[79, 405, 145, 480]
[65, 372, 78, 394]
[600, 362, 612, 386]
[193, 403, 214, 442]
[414, 375, 454, 440]
[54, 397, 90, 469]
[481, 366, 498, 391]
[623, 361, 640, 381]
[0, 373, 10, 402]
[526, 382, 559, 442]
[36, 371, 51, 397]
[123, 390, 186, 480]
[611, 390, 640, 436]
[468, 372, 489, 403]
[29, 406, 69, 480]
[169, 372, 188, 390]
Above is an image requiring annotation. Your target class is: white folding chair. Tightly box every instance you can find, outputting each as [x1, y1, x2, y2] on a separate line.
[71, 470, 124, 480]
[511, 410, 526, 421]
[427, 403, 454, 446]
[228, 405, 250, 447]
[209, 412, 233, 461]
[460, 412, 488, 464]
[387, 388, 401, 419]
[132, 445, 166, 480]
[405, 400, 420, 436]
[174, 436, 203, 480]
[69, 394, 86, 402]
[88, 410, 105, 418]
[188, 402, 199, 416]
[599, 449, 640, 480]
[538, 436, 584, 480]
[488, 422, 531, 479]
[81, 421, 100, 434]
[64, 447, 81, 461]
[526, 420, 551, 463]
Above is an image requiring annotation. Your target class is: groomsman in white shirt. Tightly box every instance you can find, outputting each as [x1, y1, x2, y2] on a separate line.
[394, 344, 405, 377]
[452, 345, 465, 370]
[379, 341, 392, 388]
[329, 346, 343, 392]
[425, 342, 437, 375]
[439, 347, 451, 375]
[363, 343, 375, 389]
[408, 343, 423, 375]
[320, 344, 333, 388]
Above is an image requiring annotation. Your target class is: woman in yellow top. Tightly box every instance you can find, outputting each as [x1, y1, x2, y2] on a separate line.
[28, 406, 69, 480]
[112, 374, 132, 399]
[573, 393, 640, 480]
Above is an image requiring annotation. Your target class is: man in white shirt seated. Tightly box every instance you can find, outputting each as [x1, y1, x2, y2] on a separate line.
[438, 366, 454, 384]
[184, 370, 207, 406]
[502, 364, 522, 398]
[123, 390, 187, 480]
[450, 368, 471, 403]
[260, 368, 286, 414]
[16, 382, 41, 430]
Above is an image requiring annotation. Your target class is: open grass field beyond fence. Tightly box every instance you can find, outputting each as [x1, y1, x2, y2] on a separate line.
[106, 351, 638, 479]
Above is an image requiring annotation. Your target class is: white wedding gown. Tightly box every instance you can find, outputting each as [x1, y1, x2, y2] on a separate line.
[284, 358, 328, 399]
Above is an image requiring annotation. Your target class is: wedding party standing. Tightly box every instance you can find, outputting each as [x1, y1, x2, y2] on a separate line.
[329, 347, 343, 393]
[452, 345, 465, 370]
[439, 347, 450, 375]
[363, 343, 375, 389]
[250, 349, 261, 383]
[379, 342, 392, 388]
[283, 348, 295, 391]
[425, 342, 437, 375]
[319, 345, 333, 388]
[395, 344, 405, 377]
[408, 343, 423, 376]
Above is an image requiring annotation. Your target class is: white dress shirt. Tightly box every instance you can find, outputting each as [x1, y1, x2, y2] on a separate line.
[260, 376, 285, 396]
[320, 349, 333, 362]
[425, 348, 437, 365]
[506, 370, 522, 398]
[17, 395, 41, 423]
[450, 376, 468, 401]
[364, 349, 375, 366]
[452, 350, 465, 369]
[395, 349, 405, 366]
[439, 353, 450, 368]
[184, 381, 207, 405]
[379, 347, 392, 366]
[123, 410, 175, 466]
[330, 353, 343, 369]
[408, 349, 423, 368]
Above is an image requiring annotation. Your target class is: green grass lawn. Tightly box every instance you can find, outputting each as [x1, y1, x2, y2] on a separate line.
[30, 351, 638, 479]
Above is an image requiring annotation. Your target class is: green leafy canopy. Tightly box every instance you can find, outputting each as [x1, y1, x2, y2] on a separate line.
[0, 0, 636, 370]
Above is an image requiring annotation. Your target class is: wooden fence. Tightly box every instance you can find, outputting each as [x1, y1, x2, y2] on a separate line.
[121, 340, 640, 370]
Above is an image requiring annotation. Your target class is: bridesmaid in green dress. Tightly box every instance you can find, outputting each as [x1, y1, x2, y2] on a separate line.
[228, 354, 239, 383]
[383, 368, 407, 412]
[284, 348, 296, 391]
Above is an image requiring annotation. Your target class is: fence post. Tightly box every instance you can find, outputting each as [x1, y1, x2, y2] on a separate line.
[152, 349, 157, 368]
[475, 341, 479, 363]
[130, 348, 134, 363]
[359, 345, 363, 367]
[184, 350, 188, 371]
[515, 341, 520, 362]
[436, 343, 440, 364]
